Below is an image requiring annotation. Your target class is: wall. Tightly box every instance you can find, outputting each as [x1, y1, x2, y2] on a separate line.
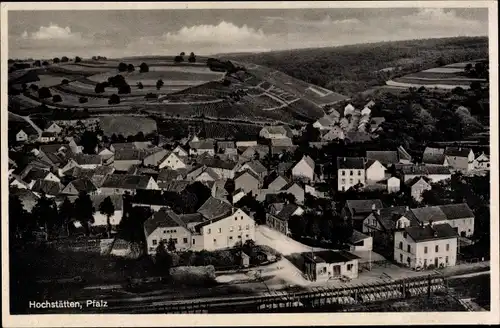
[366, 162, 386, 183]
[447, 217, 474, 237]
[311, 259, 359, 282]
[92, 210, 123, 227]
[338, 169, 365, 191]
[146, 225, 192, 255]
[292, 160, 314, 181]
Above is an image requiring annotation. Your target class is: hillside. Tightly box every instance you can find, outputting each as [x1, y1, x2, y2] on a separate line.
[224, 37, 488, 96]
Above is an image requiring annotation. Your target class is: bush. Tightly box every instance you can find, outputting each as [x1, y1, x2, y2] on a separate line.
[108, 75, 127, 88]
[61, 79, 69, 85]
[75, 56, 82, 63]
[145, 93, 158, 100]
[30, 84, 39, 91]
[156, 79, 164, 90]
[95, 83, 106, 93]
[139, 62, 149, 73]
[180, 52, 185, 56]
[38, 87, 52, 99]
[53, 57, 60, 64]
[108, 94, 120, 105]
[52, 95, 63, 103]
[118, 84, 131, 94]
[174, 56, 184, 63]
[61, 56, 69, 63]
[137, 82, 144, 89]
[127, 64, 135, 72]
[222, 79, 231, 86]
[79, 97, 88, 104]
[118, 62, 128, 72]
[42, 61, 49, 66]
[33, 60, 41, 67]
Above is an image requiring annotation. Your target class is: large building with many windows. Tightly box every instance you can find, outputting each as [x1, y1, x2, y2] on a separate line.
[337, 157, 366, 191]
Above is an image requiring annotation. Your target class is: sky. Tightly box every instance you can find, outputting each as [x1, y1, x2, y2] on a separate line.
[8, 8, 489, 59]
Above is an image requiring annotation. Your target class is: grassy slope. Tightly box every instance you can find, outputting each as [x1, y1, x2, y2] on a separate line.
[224, 37, 488, 97]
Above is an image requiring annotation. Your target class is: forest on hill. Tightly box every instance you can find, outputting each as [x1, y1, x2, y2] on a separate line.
[226, 37, 488, 96]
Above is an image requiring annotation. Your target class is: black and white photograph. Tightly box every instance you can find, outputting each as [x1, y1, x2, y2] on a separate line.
[1, 1, 498, 327]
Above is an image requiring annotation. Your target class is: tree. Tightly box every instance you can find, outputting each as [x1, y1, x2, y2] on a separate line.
[118, 62, 128, 72]
[127, 64, 135, 72]
[99, 196, 115, 238]
[61, 79, 69, 85]
[180, 52, 185, 56]
[464, 63, 473, 74]
[167, 237, 176, 252]
[222, 79, 231, 86]
[174, 55, 184, 63]
[9, 193, 29, 240]
[470, 81, 482, 91]
[73, 191, 95, 236]
[188, 52, 196, 63]
[30, 84, 39, 91]
[288, 215, 306, 237]
[80, 130, 99, 154]
[79, 97, 88, 104]
[42, 61, 49, 66]
[75, 56, 82, 63]
[108, 94, 120, 105]
[53, 57, 60, 64]
[58, 197, 74, 237]
[33, 60, 41, 67]
[32, 194, 58, 241]
[137, 82, 144, 89]
[118, 84, 131, 94]
[38, 87, 52, 99]
[52, 95, 62, 103]
[155, 240, 173, 276]
[61, 56, 69, 63]
[95, 83, 106, 93]
[156, 79, 164, 90]
[139, 62, 149, 73]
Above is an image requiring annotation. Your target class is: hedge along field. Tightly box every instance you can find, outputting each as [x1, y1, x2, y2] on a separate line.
[46, 87, 145, 108]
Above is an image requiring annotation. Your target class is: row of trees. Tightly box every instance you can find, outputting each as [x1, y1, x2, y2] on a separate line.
[10, 191, 116, 241]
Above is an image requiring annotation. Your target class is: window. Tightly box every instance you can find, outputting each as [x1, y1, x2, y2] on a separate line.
[341, 179, 346, 184]
[183, 238, 188, 244]
[207, 228, 211, 234]
[407, 257, 411, 265]
[342, 170, 346, 176]
[163, 230, 166, 234]
[240, 216, 243, 220]
[218, 228, 222, 233]
[230, 226, 234, 232]
[400, 254, 403, 262]
[246, 234, 249, 238]
[407, 245, 411, 253]
[424, 259, 427, 267]
[350, 170, 353, 176]
[347, 264, 353, 271]
[446, 244, 450, 251]
[239, 225, 242, 231]
[149, 247, 154, 252]
[229, 236, 233, 240]
[213, 239, 217, 244]
[349, 178, 353, 183]
[246, 225, 250, 230]
[435, 245, 439, 253]
[399, 241, 403, 250]
[238, 235, 242, 239]
[358, 171, 362, 176]
[173, 238, 178, 244]
[424, 246, 428, 254]
[192, 239, 195, 245]
[445, 256, 449, 264]
[235, 217, 237, 221]
[152, 239, 157, 246]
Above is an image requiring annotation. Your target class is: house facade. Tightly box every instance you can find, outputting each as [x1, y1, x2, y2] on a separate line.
[473, 153, 489, 170]
[304, 251, 359, 282]
[158, 152, 187, 170]
[444, 147, 475, 172]
[365, 160, 386, 183]
[292, 155, 315, 182]
[337, 157, 366, 191]
[387, 177, 401, 193]
[16, 130, 28, 142]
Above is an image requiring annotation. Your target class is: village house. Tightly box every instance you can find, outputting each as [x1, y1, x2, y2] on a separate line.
[361, 107, 371, 116]
[267, 175, 289, 191]
[39, 131, 57, 143]
[10, 187, 39, 213]
[90, 195, 123, 230]
[61, 178, 99, 196]
[365, 159, 387, 183]
[344, 131, 372, 144]
[365, 100, 376, 108]
[172, 145, 188, 157]
[363, 206, 417, 234]
[189, 139, 215, 156]
[444, 147, 475, 172]
[236, 160, 268, 179]
[292, 155, 315, 182]
[474, 152, 490, 170]
[366, 150, 409, 167]
[348, 230, 373, 252]
[157, 168, 187, 182]
[397, 164, 452, 183]
[281, 181, 305, 204]
[337, 157, 366, 191]
[70, 154, 102, 170]
[15, 127, 38, 142]
[387, 176, 401, 193]
[157, 151, 187, 170]
[100, 174, 159, 195]
[142, 148, 169, 167]
[322, 125, 345, 141]
[186, 165, 221, 182]
[259, 125, 293, 140]
[234, 170, 261, 195]
[343, 103, 355, 116]
[422, 147, 449, 166]
[342, 199, 383, 231]
[370, 117, 386, 133]
[31, 179, 64, 197]
[110, 141, 153, 153]
[44, 122, 63, 135]
[196, 157, 238, 179]
[217, 141, 237, 155]
[313, 115, 336, 131]
[405, 177, 432, 202]
[236, 140, 258, 149]
[410, 204, 474, 238]
[270, 140, 297, 157]
[113, 149, 146, 172]
[303, 250, 360, 282]
[232, 189, 247, 204]
[394, 223, 458, 269]
[239, 145, 269, 161]
[266, 204, 304, 235]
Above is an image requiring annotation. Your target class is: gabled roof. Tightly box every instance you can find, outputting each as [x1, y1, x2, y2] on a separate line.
[439, 203, 474, 220]
[444, 147, 473, 158]
[349, 230, 371, 244]
[71, 153, 102, 165]
[144, 208, 187, 237]
[240, 160, 267, 175]
[400, 165, 451, 175]
[316, 116, 335, 127]
[277, 161, 294, 173]
[114, 149, 146, 161]
[101, 174, 152, 189]
[197, 196, 233, 221]
[41, 131, 57, 138]
[346, 199, 383, 216]
[189, 139, 215, 150]
[240, 145, 269, 159]
[23, 167, 50, 183]
[31, 179, 63, 196]
[410, 206, 448, 223]
[372, 206, 418, 231]
[337, 157, 365, 170]
[422, 153, 447, 165]
[111, 142, 152, 151]
[39, 143, 72, 155]
[366, 151, 399, 165]
[157, 180, 191, 193]
[275, 204, 301, 221]
[404, 223, 457, 242]
[397, 146, 412, 161]
[262, 125, 291, 136]
[405, 176, 432, 187]
[298, 155, 315, 169]
[157, 168, 188, 181]
[423, 147, 445, 155]
[304, 250, 359, 264]
[270, 138, 294, 147]
[345, 131, 372, 143]
[66, 178, 97, 193]
[235, 169, 260, 182]
[217, 141, 236, 149]
[197, 157, 237, 170]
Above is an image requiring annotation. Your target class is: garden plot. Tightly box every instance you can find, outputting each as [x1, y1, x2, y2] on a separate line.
[34, 74, 68, 87]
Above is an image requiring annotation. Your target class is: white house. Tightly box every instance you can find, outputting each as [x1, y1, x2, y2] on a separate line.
[387, 176, 401, 193]
[16, 129, 28, 142]
[444, 147, 475, 173]
[259, 126, 291, 140]
[344, 104, 355, 116]
[172, 145, 188, 157]
[313, 116, 335, 131]
[473, 153, 490, 170]
[361, 107, 371, 116]
[348, 230, 373, 252]
[337, 157, 366, 191]
[158, 152, 187, 170]
[365, 160, 386, 183]
[394, 223, 458, 270]
[292, 155, 315, 182]
[304, 250, 360, 282]
[45, 122, 63, 134]
[322, 125, 345, 141]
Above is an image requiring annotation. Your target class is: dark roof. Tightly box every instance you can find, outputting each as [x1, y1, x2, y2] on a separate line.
[349, 230, 371, 244]
[345, 131, 372, 143]
[405, 176, 432, 187]
[235, 169, 260, 181]
[346, 199, 383, 216]
[337, 157, 365, 170]
[277, 161, 294, 173]
[189, 139, 215, 150]
[67, 178, 97, 193]
[373, 206, 418, 230]
[41, 131, 56, 137]
[158, 180, 191, 193]
[71, 154, 102, 165]
[131, 189, 167, 206]
[91, 194, 124, 211]
[197, 157, 237, 170]
[444, 147, 473, 158]
[31, 179, 63, 196]
[197, 196, 233, 220]
[410, 206, 448, 223]
[399, 165, 451, 175]
[275, 204, 300, 221]
[366, 151, 399, 165]
[242, 160, 267, 174]
[178, 213, 204, 225]
[23, 167, 49, 183]
[101, 174, 152, 189]
[157, 168, 188, 181]
[304, 250, 360, 264]
[114, 149, 146, 161]
[39, 143, 71, 154]
[404, 223, 458, 242]
[422, 153, 447, 165]
[439, 203, 474, 220]
[144, 208, 187, 236]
